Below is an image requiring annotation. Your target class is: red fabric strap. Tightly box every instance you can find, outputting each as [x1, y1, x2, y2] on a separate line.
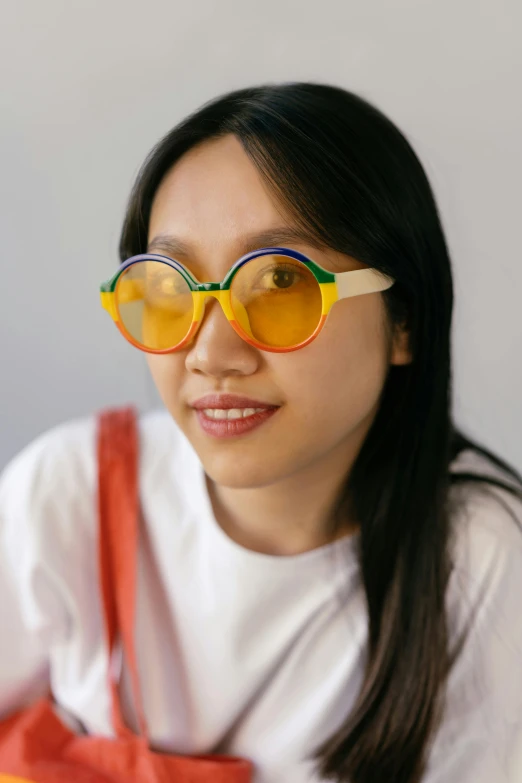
[97, 406, 148, 741]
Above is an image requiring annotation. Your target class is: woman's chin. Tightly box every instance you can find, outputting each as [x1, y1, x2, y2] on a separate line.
[202, 457, 283, 491]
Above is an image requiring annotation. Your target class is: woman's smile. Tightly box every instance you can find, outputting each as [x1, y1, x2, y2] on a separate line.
[190, 392, 281, 438]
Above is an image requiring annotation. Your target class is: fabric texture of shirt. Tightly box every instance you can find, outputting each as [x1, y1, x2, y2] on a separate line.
[0, 409, 521, 782]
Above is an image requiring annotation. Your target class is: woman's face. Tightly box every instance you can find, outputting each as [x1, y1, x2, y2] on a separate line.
[146, 134, 410, 490]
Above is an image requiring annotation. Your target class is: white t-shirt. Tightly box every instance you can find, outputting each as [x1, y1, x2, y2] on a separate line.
[0, 409, 521, 782]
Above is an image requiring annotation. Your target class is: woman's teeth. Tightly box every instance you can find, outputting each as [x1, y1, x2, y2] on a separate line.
[203, 408, 266, 420]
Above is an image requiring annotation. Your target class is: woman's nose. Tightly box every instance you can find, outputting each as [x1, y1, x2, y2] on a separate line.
[184, 297, 260, 377]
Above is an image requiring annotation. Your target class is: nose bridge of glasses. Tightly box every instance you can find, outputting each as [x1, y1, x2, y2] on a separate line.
[192, 289, 254, 338]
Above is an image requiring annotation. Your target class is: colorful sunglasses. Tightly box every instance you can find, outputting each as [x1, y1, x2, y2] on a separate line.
[100, 247, 395, 353]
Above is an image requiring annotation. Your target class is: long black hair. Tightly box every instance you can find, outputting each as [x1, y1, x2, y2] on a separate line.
[119, 82, 522, 783]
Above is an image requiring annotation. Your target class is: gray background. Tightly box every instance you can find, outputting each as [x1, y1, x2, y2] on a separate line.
[1, 0, 521, 470]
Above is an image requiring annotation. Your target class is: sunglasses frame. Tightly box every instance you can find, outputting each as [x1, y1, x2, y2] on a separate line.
[100, 247, 395, 353]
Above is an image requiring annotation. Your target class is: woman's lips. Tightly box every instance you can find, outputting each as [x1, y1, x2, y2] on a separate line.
[191, 394, 280, 439]
[194, 408, 279, 438]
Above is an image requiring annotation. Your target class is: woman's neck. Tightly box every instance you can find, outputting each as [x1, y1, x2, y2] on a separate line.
[206, 439, 360, 557]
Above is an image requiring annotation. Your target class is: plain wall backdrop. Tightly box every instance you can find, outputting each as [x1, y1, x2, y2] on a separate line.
[0, 0, 521, 470]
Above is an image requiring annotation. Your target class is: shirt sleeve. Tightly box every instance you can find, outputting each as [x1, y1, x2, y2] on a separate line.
[0, 419, 96, 717]
[424, 485, 522, 783]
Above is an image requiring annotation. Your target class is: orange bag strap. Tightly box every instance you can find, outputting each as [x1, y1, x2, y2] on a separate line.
[97, 406, 148, 741]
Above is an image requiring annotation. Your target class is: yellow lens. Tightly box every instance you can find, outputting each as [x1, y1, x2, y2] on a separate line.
[230, 254, 322, 347]
[116, 260, 193, 350]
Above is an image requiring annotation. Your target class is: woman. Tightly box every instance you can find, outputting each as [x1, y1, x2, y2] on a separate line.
[1, 82, 521, 783]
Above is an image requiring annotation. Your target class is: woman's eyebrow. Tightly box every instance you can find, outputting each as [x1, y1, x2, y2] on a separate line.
[146, 227, 324, 258]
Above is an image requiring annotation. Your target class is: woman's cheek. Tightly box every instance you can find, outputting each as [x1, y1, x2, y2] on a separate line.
[146, 355, 185, 414]
[276, 308, 389, 427]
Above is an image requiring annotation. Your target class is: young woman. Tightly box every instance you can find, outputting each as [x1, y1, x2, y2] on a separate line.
[1, 82, 521, 783]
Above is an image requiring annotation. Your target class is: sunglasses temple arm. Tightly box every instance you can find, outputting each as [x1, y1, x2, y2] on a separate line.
[335, 269, 394, 299]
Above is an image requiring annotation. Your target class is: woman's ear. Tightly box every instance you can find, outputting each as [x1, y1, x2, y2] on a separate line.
[390, 322, 413, 366]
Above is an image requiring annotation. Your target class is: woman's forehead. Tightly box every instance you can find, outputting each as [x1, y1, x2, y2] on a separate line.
[149, 135, 280, 229]
[147, 135, 364, 275]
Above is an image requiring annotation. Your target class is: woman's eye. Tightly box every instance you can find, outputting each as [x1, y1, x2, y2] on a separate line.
[256, 266, 301, 290]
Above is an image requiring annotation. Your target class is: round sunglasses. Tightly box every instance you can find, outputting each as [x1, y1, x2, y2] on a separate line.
[100, 247, 395, 353]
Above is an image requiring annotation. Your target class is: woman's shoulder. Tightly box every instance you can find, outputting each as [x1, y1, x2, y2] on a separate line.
[427, 452, 522, 774]
[0, 409, 193, 663]
[449, 447, 522, 558]
[447, 447, 522, 648]
[0, 415, 97, 524]
[0, 407, 188, 537]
